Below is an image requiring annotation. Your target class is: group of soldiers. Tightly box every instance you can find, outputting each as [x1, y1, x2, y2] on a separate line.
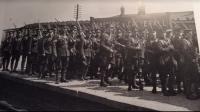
[1, 20, 200, 100]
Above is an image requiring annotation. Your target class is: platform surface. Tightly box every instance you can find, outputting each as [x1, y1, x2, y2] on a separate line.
[0, 71, 200, 111]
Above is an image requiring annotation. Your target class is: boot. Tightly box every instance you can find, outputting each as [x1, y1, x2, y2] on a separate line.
[55, 74, 59, 84]
[152, 87, 157, 94]
[100, 73, 108, 87]
[60, 73, 67, 82]
[105, 77, 112, 86]
[132, 75, 139, 89]
[128, 84, 132, 91]
[138, 72, 144, 91]
[177, 83, 183, 94]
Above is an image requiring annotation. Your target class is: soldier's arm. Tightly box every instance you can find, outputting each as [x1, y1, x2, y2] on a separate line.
[101, 40, 113, 53]
[157, 40, 170, 52]
[28, 37, 32, 54]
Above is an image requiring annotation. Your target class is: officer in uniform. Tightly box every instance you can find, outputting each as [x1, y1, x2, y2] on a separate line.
[10, 29, 22, 72]
[1, 30, 12, 71]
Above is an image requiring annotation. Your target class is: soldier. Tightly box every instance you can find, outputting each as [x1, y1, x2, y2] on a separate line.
[37, 28, 46, 78]
[112, 29, 126, 82]
[125, 29, 143, 91]
[42, 28, 55, 78]
[145, 31, 160, 93]
[75, 23, 88, 80]
[10, 29, 22, 72]
[21, 27, 30, 74]
[82, 29, 93, 80]
[67, 26, 77, 78]
[98, 28, 114, 87]
[157, 30, 177, 96]
[1, 30, 12, 71]
[27, 28, 39, 75]
[170, 28, 184, 93]
[56, 28, 69, 83]
[88, 29, 101, 79]
[181, 29, 199, 99]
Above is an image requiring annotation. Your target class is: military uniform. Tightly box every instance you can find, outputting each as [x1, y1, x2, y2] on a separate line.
[88, 32, 101, 79]
[145, 32, 160, 93]
[1, 32, 12, 71]
[75, 31, 87, 80]
[56, 32, 69, 83]
[21, 28, 30, 73]
[10, 30, 22, 72]
[124, 34, 143, 91]
[43, 30, 55, 77]
[157, 33, 177, 96]
[181, 31, 199, 99]
[37, 30, 46, 78]
[112, 33, 126, 82]
[26, 29, 38, 75]
[83, 35, 93, 79]
[99, 32, 113, 87]
[67, 31, 77, 77]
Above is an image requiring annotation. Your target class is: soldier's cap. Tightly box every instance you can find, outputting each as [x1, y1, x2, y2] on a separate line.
[184, 29, 192, 32]
[173, 27, 182, 32]
[166, 29, 173, 33]
[42, 29, 48, 33]
[35, 27, 43, 31]
[73, 25, 77, 29]
[47, 27, 54, 31]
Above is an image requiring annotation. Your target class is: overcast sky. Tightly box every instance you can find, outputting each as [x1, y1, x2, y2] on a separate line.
[0, 0, 200, 43]
[0, 0, 198, 28]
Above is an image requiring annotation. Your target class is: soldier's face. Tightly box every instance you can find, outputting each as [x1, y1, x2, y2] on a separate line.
[10, 33, 13, 37]
[49, 31, 54, 37]
[117, 32, 122, 37]
[97, 31, 101, 37]
[92, 32, 96, 37]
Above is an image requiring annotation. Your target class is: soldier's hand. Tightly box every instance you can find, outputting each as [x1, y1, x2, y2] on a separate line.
[28, 52, 31, 54]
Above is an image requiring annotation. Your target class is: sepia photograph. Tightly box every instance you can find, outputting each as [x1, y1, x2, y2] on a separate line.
[0, 0, 200, 111]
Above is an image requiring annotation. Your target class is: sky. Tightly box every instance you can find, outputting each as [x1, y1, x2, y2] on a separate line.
[0, 0, 200, 44]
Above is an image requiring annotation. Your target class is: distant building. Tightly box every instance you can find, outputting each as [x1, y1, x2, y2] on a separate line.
[91, 7, 195, 31]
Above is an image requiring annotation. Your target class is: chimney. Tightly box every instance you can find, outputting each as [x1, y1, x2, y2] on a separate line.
[138, 0, 145, 15]
[120, 6, 125, 16]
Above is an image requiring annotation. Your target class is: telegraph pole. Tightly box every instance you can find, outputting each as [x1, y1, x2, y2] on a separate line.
[74, 4, 82, 22]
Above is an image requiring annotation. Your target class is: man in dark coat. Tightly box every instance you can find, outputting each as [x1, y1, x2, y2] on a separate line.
[26, 28, 39, 75]
[10, 29, 22, 72]
[181, 30, 199, 99]
[21, 27, 30, 74]
[37, 28, 46, 78]
[1, 31, 12, 71]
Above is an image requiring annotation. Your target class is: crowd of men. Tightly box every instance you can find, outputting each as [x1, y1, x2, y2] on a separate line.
[1, 20, 200, 100]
